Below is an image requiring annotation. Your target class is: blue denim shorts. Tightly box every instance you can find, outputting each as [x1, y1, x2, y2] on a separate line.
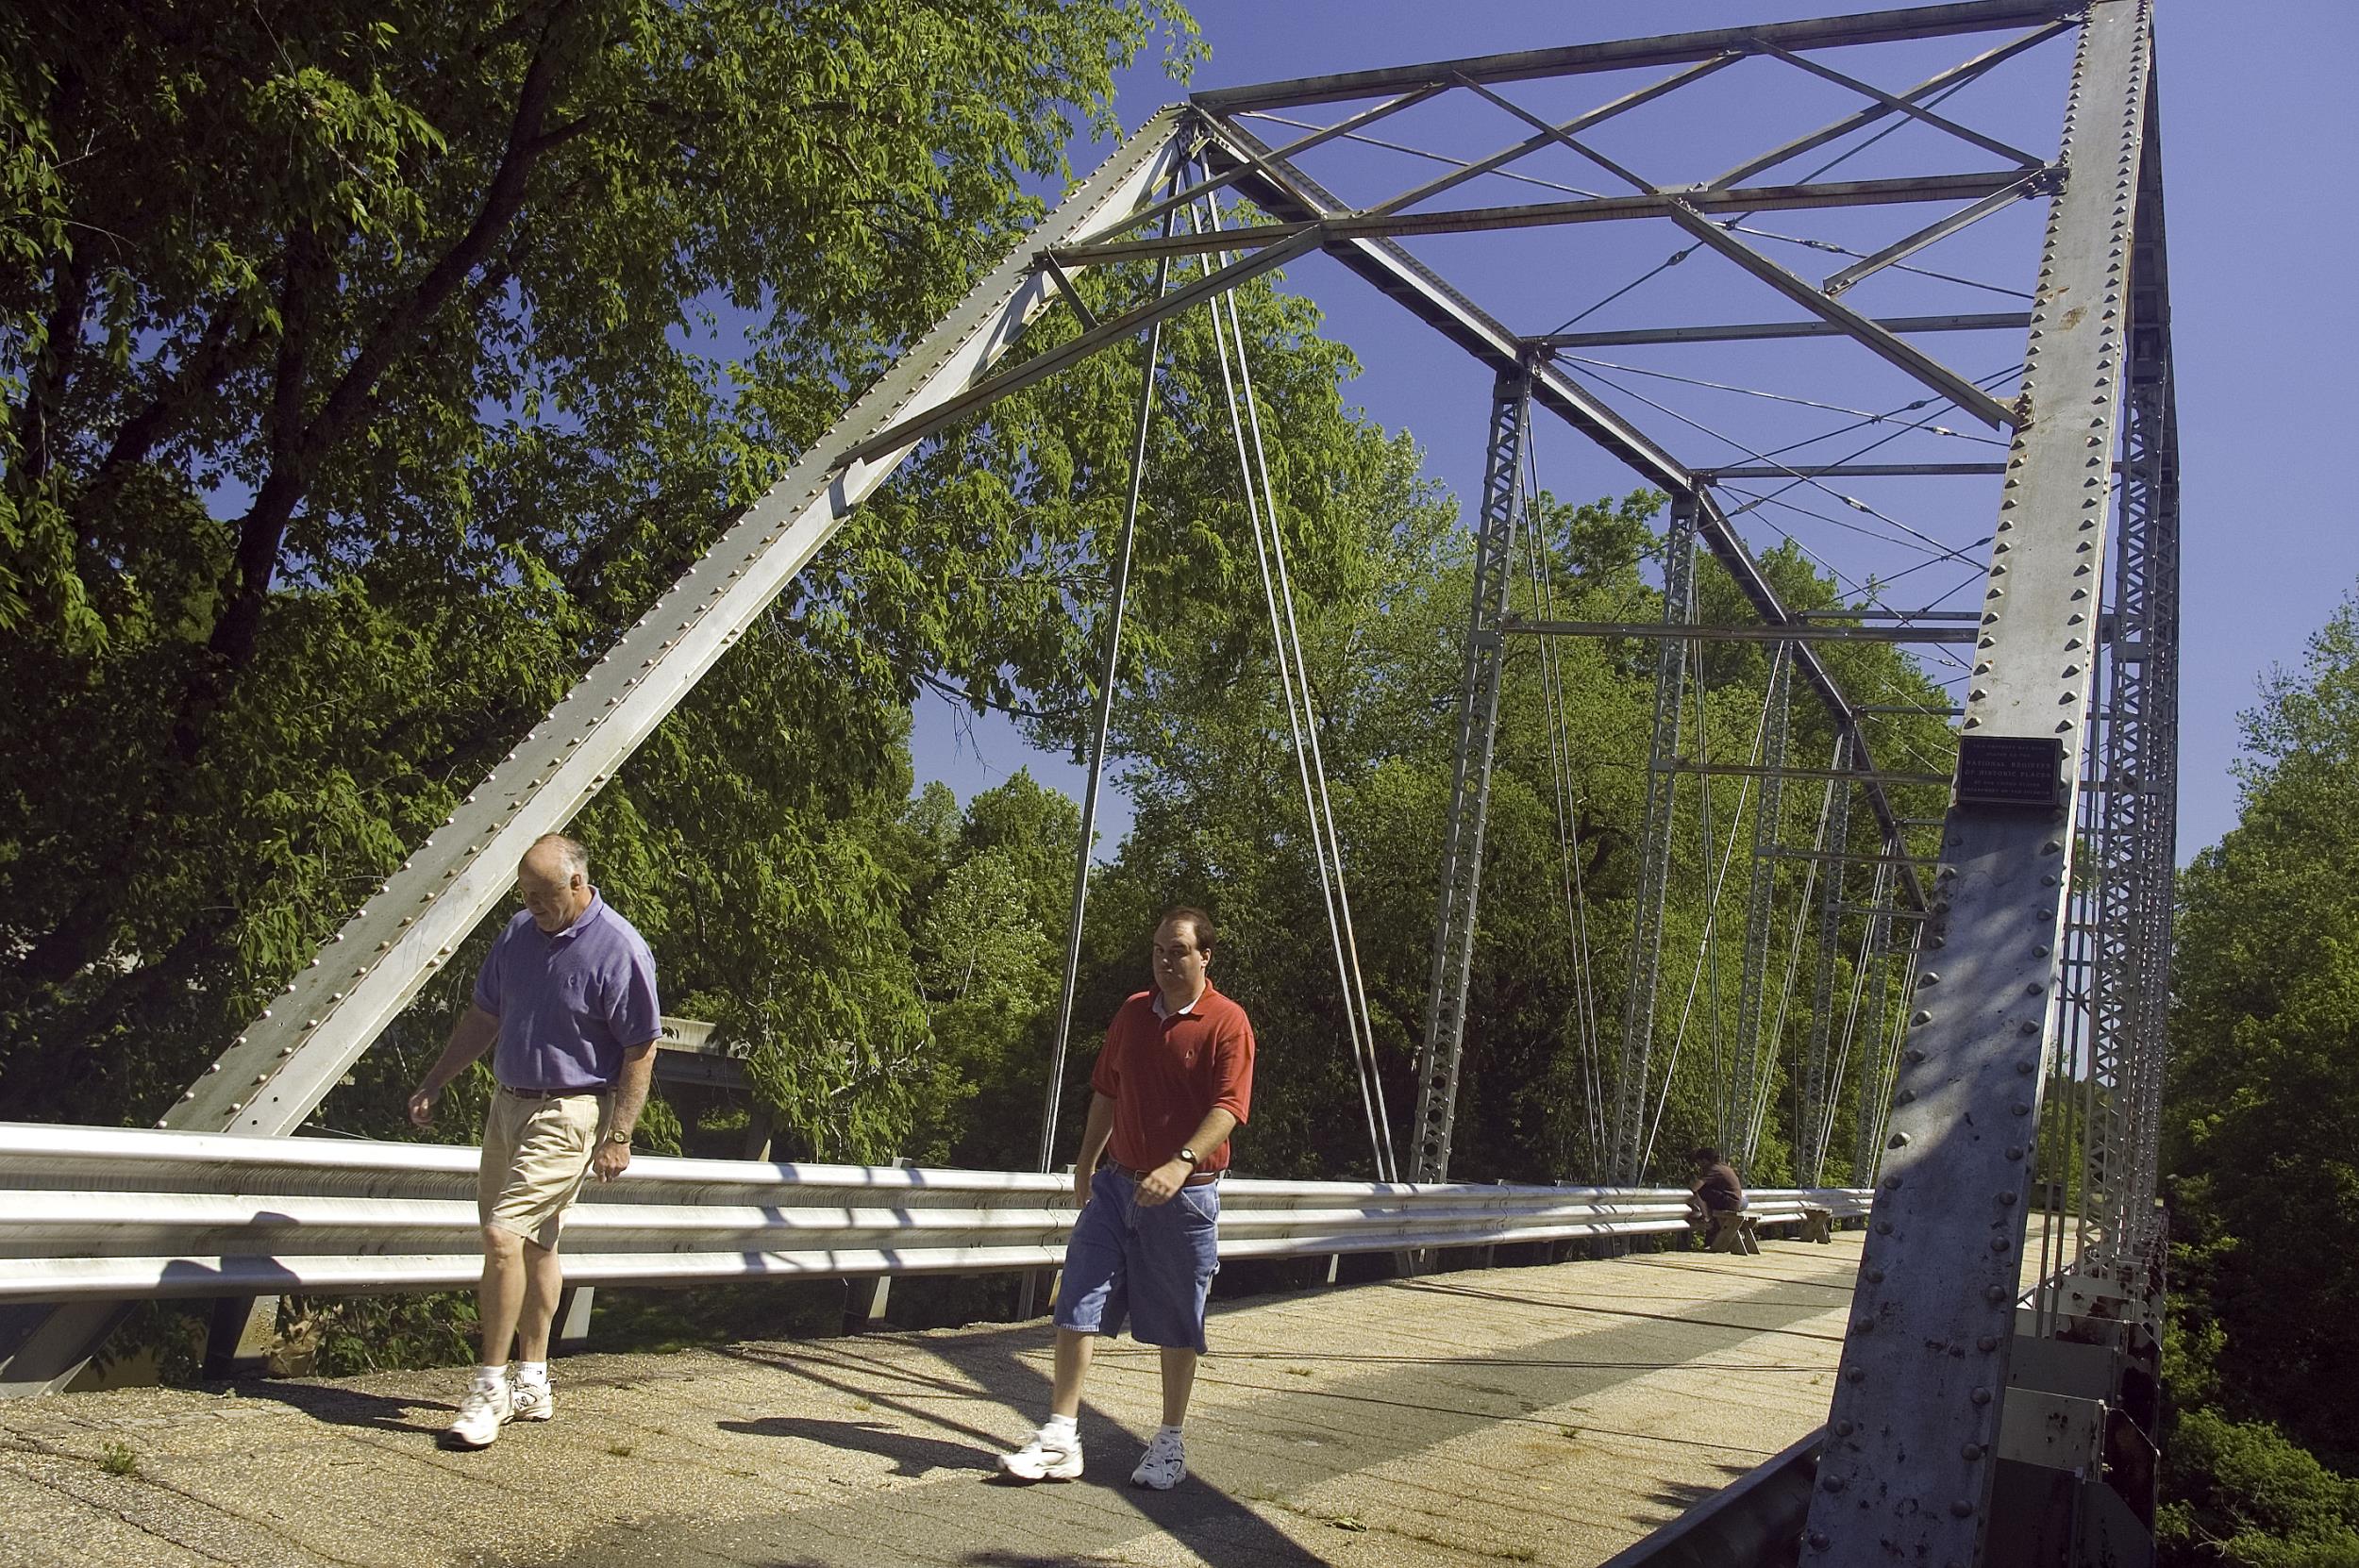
[1054, 1163, 1221, 1352]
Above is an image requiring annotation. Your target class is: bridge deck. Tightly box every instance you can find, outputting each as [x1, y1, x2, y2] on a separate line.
[0, 1235, 1866, 1568]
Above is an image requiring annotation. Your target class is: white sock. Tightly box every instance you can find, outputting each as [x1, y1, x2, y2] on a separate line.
[1155, 1423, 1183, 1443]
[472, 1365, 506, 1390]
[1042, 1413, 1078, 1442]
[514, 1359, 548, 1387]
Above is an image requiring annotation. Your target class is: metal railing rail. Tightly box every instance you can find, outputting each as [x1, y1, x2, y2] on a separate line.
[0, 1125, 1867, 1302]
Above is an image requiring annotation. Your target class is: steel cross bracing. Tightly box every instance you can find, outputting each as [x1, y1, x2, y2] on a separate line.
[1805, 6, 2162, 1564]
[1411, 371, 1533, 1183]
[1605, 498, 1698, 1185]
[131, 2, 2108, 1152]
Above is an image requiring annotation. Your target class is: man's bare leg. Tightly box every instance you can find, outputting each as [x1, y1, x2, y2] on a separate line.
[1159, 1346, 1197, 1427]
[514, 1240, 564, 1361]
[477, 1226, 527, 1366]
[1049, 1327, 1096, 1418]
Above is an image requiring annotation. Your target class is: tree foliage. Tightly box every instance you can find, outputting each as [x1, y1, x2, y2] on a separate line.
[2160, 585, 2359, 1562]
[0, 0, 1199, 1136]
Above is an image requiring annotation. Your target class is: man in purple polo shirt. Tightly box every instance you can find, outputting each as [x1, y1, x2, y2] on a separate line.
[407, 832, 660, 1449]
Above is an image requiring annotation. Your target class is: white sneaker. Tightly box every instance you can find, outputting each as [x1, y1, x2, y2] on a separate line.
[510, 1376, 554, 1423]
[1130, 1427, 1186, 1490]
[445, 1377, 512, 1449]
[997, 1426, 1083, 1482]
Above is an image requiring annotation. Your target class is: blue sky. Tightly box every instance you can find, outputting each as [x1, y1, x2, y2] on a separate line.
[904, 0, 2356, 865]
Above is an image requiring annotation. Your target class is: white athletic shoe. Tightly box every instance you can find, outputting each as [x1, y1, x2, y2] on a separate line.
[1130, 1427, 1186, 1490]
[997, 1426, 1084, 1482]
[510, 1376, 554, 1423]
[445, 1377, 512, 1449]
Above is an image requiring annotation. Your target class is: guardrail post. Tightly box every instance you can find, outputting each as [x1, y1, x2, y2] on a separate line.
[201, 1296, 279, 1379]
[551, 1286, 595, 1357]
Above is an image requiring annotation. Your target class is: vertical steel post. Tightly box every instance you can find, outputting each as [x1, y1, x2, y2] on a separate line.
[2071, 66, 2180, 1295]
[1411, 367, 1533, 1183]
[1798, 740, 1854, 1188]
[1606, 493, 1698, 1184]
[1805, 8, 2155, 1561]
[1730, 644, 1793, 1163]
[2114, 137, 2180, 1272]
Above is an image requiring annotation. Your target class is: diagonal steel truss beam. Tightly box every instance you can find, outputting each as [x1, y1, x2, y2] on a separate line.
[155, 108, 1194, 1145]
[1753, 39, 2049, 170]
[1709, 16, 2074, 188]
[1660, 204, 2027, 428]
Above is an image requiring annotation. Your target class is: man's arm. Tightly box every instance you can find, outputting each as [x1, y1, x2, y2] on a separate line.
[590, 1040, 658, 1182]
[1068, 1092, 1117, 1207]
[1135, 1108, 1237, 1207]
[408, 1007, 501, 1127]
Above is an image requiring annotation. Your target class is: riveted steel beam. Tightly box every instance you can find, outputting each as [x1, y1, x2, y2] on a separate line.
[1804, 7, 2157, 1561]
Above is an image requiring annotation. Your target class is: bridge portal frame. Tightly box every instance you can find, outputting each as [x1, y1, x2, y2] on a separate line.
[6, 19, 2181, 1568]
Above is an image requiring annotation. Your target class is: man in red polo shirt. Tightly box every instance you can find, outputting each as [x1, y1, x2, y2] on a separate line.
[998, 906, 1254, 1491]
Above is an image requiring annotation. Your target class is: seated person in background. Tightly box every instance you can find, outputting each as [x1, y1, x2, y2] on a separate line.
[1686, 1146, 1746, 1234]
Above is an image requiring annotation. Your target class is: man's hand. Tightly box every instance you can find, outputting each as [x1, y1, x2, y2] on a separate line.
[1134, 1159, 1190, 1207]
[407, 1085, 437, 1128]
[592, 1137, 630, 1182]
[1072, 1163, 1094, 1209]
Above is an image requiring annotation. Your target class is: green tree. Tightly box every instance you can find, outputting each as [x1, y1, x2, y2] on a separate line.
[2163, 585, 2359, 1549]
[0, 0, 1209, 1139]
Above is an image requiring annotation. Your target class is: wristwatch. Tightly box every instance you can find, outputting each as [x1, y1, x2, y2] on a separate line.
[606, 1130, 630, 1146]
[1176, 1147, 1199, 1168]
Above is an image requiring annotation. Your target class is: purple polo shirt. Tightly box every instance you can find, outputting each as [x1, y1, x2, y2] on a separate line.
[472, 892, 661, 1093]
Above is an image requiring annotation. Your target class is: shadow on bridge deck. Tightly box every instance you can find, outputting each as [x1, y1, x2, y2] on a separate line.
[0, 1233, 1866, 1568]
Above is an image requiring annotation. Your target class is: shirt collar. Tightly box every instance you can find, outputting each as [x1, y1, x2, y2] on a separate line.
[549, 891, 607, 943]
[1151, 984, 1207, 1020]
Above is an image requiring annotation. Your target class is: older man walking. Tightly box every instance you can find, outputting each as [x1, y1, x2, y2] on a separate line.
[998, 906, 1254, 1491]
[408, 833, 660, 1449]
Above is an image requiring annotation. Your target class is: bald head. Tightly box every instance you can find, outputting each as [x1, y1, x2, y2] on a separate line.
[519, 834, 592, 933]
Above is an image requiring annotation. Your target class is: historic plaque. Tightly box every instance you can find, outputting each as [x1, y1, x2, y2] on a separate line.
[1954, 733, 2066, 809]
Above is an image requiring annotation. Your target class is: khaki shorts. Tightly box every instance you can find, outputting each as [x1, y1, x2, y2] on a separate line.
[478, 1090, 611, 1249]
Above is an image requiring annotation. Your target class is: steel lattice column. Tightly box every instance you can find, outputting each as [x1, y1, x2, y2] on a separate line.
[2077, 85, 2180, 1288]
[1412, 369, 1533, 1182]
[1798, 740, 1854, 1188]
[1730, 644, 1794, 1163]
[1805, 6, 2155, 1560]
[2115, 134, 2181, 1269]
[1606, 493, 1698, 1184]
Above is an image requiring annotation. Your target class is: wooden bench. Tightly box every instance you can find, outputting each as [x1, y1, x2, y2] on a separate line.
[1704, 1209, 1761, 1255]
[1799, 1205, 1835, 1244]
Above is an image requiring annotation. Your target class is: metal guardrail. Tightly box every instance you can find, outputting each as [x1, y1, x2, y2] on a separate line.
[0, 1125, 1868, 1301]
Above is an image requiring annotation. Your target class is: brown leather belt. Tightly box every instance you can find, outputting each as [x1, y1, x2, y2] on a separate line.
[498, 1083, 607, 1100]
[1110, 1160, 1222, 1188]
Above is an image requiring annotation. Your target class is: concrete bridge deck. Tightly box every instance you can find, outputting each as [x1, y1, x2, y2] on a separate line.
[0, 1236, 1866, 1568]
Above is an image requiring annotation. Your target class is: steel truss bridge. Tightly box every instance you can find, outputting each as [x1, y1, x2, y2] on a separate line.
[0, 4, 2178, 1565]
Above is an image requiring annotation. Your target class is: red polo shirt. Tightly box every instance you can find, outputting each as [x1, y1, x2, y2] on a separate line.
[1091, 984, 1255, 1175]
